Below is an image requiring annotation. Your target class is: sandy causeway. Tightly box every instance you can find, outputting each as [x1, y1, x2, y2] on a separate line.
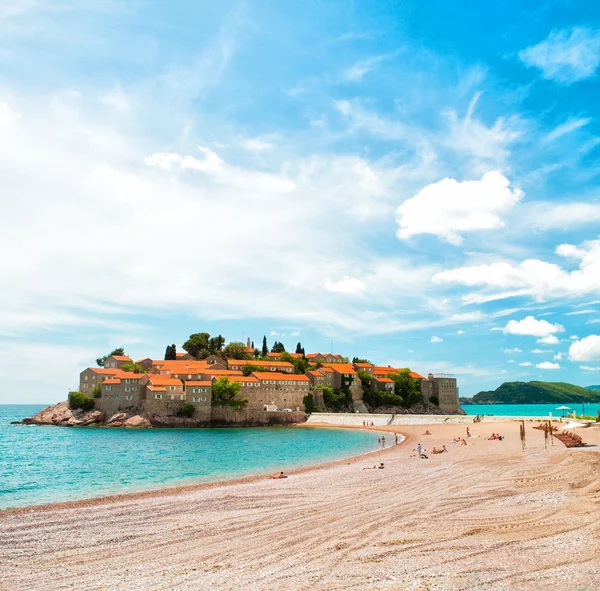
[1, 421, 599, 591]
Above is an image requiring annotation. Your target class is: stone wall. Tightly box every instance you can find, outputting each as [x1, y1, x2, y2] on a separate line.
[211, 406, 306, 426]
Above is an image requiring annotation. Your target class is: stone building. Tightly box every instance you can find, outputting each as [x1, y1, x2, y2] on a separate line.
[420, 373, 460, 414]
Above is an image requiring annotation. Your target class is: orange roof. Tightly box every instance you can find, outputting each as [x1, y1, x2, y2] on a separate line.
[251, 372, 309, 382]
[329, 364, 357, 374]
[118, 372, 145, 379]
[111, 355, 132, 361]
[353, 362, 374, 368]
[375, 377, 394, 383]
[202, 370, 243, 376]
[373, 366, 424, 380]
[185, 381, 213, 387]
[307, 370, 324, 377]
[103, 379, 121, 385]
[306, 353, 320, 358]
[147, 385, 167, 392]
[146, 376, 183, 386]
[175, 352, 188, 358]
[318, 367, 334, 373]
[87, 367, 120, 375]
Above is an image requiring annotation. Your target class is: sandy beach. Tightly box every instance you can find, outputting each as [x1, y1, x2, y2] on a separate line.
[1, 421, 599, 591]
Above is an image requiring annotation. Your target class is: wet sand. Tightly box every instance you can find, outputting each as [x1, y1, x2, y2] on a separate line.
[1, 421, 599, 590]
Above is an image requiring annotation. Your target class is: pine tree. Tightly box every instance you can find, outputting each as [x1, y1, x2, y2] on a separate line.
[295, 342, 303, 354]
[164, 344, 177, 360]
[261, 336, 268, 357]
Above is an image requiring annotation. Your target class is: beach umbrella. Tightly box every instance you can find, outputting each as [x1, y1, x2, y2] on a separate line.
[555, 405, 571, 417]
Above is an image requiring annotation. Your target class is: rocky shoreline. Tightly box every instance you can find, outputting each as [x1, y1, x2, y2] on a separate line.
[14, 401, 207, 429]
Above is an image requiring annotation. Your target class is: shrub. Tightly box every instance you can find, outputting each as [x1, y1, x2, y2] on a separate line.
[177, 402, 195, 418]
[429, 395, 439, 406]
[91, 383, 102, 398]
[69, 391, 95, 411]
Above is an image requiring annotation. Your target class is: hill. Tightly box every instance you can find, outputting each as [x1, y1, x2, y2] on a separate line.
[469, 381, 600, 404]
[587, 385, 600, 392]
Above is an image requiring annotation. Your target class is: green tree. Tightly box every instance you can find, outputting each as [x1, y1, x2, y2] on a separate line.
[295, 342, 303, 354]
[302, 393, 323, 413]
[261, 336, 268, 357]
[321, 386, 350, 412]
[120, 362, 147, 374]
[293, 357, 308, 375]
[212, 377, 248, 408]
[183, 332, 211, 359]
[96, 347, 125, 367]
[69, 391, 95, 411]
[91, 383, 102, 398]
[177, 402, 195, 418]
[164, 344, 177, 360]
[271, 341, 285, 353]
[223, 341, 249, 360]
[242, 363, 265, 376]
[356, 369, 372, 387]
[208, 335, 225, 352]
[391, 369, 423, 408]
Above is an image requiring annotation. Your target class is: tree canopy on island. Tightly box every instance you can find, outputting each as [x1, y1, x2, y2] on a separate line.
[96, 348, 125, 367]
[469, 381, 600, 404]
[182, 333, 225, 359]
[164, 344, 177, 360]
[212, 377, 248, 408]
[271, 341, 285, 353]
[223, 341, 249, 360]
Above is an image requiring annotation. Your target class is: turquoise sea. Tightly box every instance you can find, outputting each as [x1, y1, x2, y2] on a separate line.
[461, 403, 600, 417]
[0, 405, 380, 510]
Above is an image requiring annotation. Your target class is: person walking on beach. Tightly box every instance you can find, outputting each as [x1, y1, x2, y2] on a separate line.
[466, 427, 471, 438]
[394, 433, 398, 445]
[381, 436, 386, 448]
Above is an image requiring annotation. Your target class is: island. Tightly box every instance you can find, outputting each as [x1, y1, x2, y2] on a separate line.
[461, 380, 600, 405]
[21, 331, 463, 428]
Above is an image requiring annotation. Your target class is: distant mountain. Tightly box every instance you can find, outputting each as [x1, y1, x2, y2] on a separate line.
[469, 381, 600, 404]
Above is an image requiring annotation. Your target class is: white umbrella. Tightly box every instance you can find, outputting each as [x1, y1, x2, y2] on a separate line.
[556, 405, 571, 417]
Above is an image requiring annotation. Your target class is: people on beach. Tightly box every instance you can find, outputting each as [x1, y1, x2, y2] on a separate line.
[363, 462, 385, 470]
[488, 433, 504, 441]
[432, 447, 441, 454]
[466, 427, 471, 438]
[381, 436, 386, 448]
[423, 430, 432, 435]
[461, 438, 467, 445]
[442, 445, 448, 453]
[269, 471, 288, 479]
[394, 433, 399, 445]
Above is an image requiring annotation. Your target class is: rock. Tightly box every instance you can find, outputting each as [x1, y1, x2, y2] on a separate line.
[104, 412, 129, 428]
[149, 414, 202, 428]
[79, 409, 106, 425]
[22, 401, 73, 426]
[123, 415, 152, 428]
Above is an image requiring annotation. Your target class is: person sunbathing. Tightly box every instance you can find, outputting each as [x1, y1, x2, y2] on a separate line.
[423, 430, 432, 435]
[453, 437, 462, 442]
[461, 438, 467, 445]
[432, 447, 443, 454]
[442, 445, 448, 453]
[269, 471, 288, 479]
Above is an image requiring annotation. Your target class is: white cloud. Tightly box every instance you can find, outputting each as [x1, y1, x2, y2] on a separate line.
[580, 365, 600, 371]
[502, 316, 564, 338]
[430, 336, 443, 343]
[0, 101, 20, 124]
[519, 362, 533, 367]
[434, 240, 600, 303]
[531, 349, 550, 354]
[503, 347, 523, 354]
[457, 330, 464, 335]
[569, 335, 600, 361]
[542, 117, 592, 143]
[519, 27, 600, 83]
[570, 335, 580, 340]
[324, 276, 366, 294]
[554, 352, 564, 361]
[566, 309, 596, 315]
[396, 171, 522, 245]
[538, 335, 559, 345]
[507, 359, 514, 363]
[344, 52, 399, 81]
[536, 361, 560, 370]
[241, 137, 273, 152]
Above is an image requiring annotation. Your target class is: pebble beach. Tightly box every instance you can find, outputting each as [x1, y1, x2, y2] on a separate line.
[1, 420, 599, 591]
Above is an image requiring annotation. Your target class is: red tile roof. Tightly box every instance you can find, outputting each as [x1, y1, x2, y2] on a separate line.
[147, 385, 167, 392]
[226, 376, 260, 383]
[103, 379, 121, 385]
[251, 372, 309, 382]
[185, 381, 212, 387]
[87, 367, 120, 374]
[146, 376, 183, 386]
[111, 355, 132, 361]
[353, 362, 374, 368]
[227, 359, 293, 367]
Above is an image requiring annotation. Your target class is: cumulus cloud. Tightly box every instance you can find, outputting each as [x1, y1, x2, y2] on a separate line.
[519, 362, 533, 366]
[396, 171, 522, 245]
[430, 336, 443, 343]
[531, 349, 549, 354]
[503, 347, 523, 354]
[536, 361, 560, 370]
[569, 335, 600, 361]
[554, 352, 564, 361]
[502, 316, 564, 338]
[434, 240, 600, 303]
[580, 365, 600, 371]
[519, 27, 600, 83]
[538, 335, 559, 345]
[457, 330, 464, 335]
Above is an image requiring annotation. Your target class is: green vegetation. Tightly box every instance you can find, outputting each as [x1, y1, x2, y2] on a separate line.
[295, 342, 305, 355]
[91, 383, 102, 398]
[182, 332, 224, 359]
[222, 341, 249, 360]
[302, 393, 323, 413]
[177, 402, 195, 418]
[69, 391, 95, 411]
[271, 341, 285, 353]
[356, 369, 372, 387]
[242, 363, 266, 376]
[96, 347, 125, 367]
[164, 344, 177, 360]
[120, 362, 147, 374]
[352, 357, 371, 364]
[212, 377, 248, 408]
[470, 381, 600, 404]
[587, 385, 600, 392]
[363, 369, 424, 409]
[261, 335, 268, 357]
[429, 395, 439, 406]
[321, 386, 352, 412]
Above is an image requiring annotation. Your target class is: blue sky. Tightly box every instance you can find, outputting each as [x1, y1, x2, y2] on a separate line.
[2, 0, 600, 403]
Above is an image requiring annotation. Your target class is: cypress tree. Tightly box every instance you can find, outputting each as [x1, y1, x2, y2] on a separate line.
[295, 342, 303, 354]
[261, 336, 268, 357]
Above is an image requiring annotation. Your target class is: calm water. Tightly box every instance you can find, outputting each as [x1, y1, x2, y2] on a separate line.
[0, 405, 380, 510]
[461, 403, 600, 417]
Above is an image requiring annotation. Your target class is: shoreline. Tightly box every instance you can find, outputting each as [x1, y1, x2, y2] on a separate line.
[2, 420, 599, 590]
[1, 423, 397, 515]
